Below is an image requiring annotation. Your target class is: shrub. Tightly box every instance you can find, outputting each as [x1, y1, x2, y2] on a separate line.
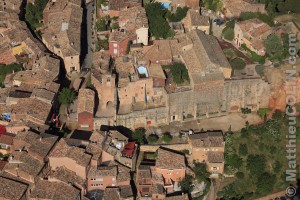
[255, 65, 265, 74]
[246, 154, 266, 177]
[162, 132, 172, 143]
[132, 128, 146, 144]
[167, 7, 189, 22]
[239, 144, 248, 156]
[235, 172, 245, 179]
[222, 27, 234, 41]
[257, 108, 269, 118]
[162, 63, 189, 84]
[230, 57, 246, 70]
[147, 134, 159, 144]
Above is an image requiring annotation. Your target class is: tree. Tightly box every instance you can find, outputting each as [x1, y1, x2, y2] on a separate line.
[225, 153, 243, 169]
[58, 88, 76, 105]
[147, 134, 159, 144]
[222, 20, 235, 41]
[25, 0, 48, 30]
[235, 172, 245, 179]
[246, 154, 266, 177]
[239, 144, 248, 156]
[162, 132, 172, 143]
[255, 65, 265, 74]
[255, 172, 276, 195]
[264, 34, 284, 58]
[277, 0, 300, 14]
[132, 128, 146, 144]
[205, 0, 223, 12]
[272, 109, 283, 120]
[145, 3, 173, 39]
[95, 17, 109, 32]
[230, 58, 246, 70]
[167, 7, 189, 22]
[179, 175, 193, 193]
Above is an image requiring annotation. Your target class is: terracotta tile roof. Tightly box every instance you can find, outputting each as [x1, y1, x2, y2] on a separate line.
[0, 176, 28, 200]
[77, 88, 95, 114]
[222, 0, 265, 17]
[50, 166, 85, 186]
[156, 148, 185, 169]
[117, 163, 131, 182]
[0, 132, 14, 145]
[166, 194, 189, 200]
[30, 180, 81, 200]
[0, 161, 7, 170]
[237, 18, 272, 38]
[103, 187, 121, 200]
[4, 151, 44, 178]
[88, 165, 117, 177]
[14, 131, 58, 159]
[118, 6, 148, 39]
[43, 0, 82, 57]
[49, 139, 92, 167]
[109, 0, 141, 11]
[207, 152, 224, 163]
[152, 183, 165, 195]
[188, 131, 224, 148]
[120, 185, 133, 199]
[187, 10, 210, 27]
[149, 63, 166, 79]
[85, 143, 102, 160]
[142, 40, 172, 63]
[138, 165, 151, 179]
[152, 172, 164, 184]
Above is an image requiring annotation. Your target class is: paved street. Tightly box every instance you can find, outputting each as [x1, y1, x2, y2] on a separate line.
[82, 1, 94, 70]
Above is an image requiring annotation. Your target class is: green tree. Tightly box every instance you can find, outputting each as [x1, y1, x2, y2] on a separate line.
[58, 88, 76, 105]
[132, 128, 146, 144]
[95, 17, 109, 32]
[246, 154, 266, 177]
[147, 134, 159, 144]
[167, 7, 189, 22]
[277, 0, 300, 14]
[162, 132, 172, 143]
[205, 0, 223, 12]
[272, 109, 283, 120]
[230, 58, 246, 70]
[255, 172, 276, 195]
[25, 0, 48, 30]
[264, 34, 284, 58]
[239, 144, 248, 156]
[222, 28, 234, 41]
[179, 174, 193, 193]
[145, 3, 173, 39]
[235, 172, 245, 179]
[225, 153, 243, 169]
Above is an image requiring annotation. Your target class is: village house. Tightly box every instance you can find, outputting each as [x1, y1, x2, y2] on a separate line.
[0, 176, 28, 200]
[87, 162, 131, 191]
[29, 180, 81, 200]
[234, 18, 273, 56]
[184, 10, 210, 34]
[3, 150, 45, 183]
[77, 89, 95, 131]
[0, 12, 47, 66]
[188, 131, 225, 174]
[103, 0, 142, 17]
[85, 130, 106, 166]
[42, 0, 82, 73]
[109, 6, 148, 57]
[48, 139, 92, 179]
[0, 132, 14, 155]
[12, 131, 58, 162]
[103, 186, 134, 200]
[185, 0, 199, 10]
[47, 166, 86, 196]
[101, 130, 138, 170]
[221, 0, 266, 19]
[0, 0, 22, 13]
[152, 147, 186, 194]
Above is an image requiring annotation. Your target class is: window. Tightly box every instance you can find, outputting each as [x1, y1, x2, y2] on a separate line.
[112, 184, 116, 186]
[80, 124, 89, 128]
[113, 49, 118, 54]
[112, 178, 116, 181]
[113, 43, 118, 47]
[95, 178, 103, 181]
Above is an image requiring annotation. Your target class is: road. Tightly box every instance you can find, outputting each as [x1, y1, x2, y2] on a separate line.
[82, 1, 95, 70]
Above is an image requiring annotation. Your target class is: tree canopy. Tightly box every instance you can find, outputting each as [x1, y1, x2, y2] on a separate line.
[230, 58, 246, 70]
[166, 7, 189, 22]
[147, 134, 159, 144]
[132, 128, 146, 144]
[25, 0, 49, 30]
[264, 34, 284, 57]
[145, 3, 174, 39]
[58, 88, 76, 105]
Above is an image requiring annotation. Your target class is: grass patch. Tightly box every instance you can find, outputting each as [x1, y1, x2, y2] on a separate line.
[241, 44, 265, 64]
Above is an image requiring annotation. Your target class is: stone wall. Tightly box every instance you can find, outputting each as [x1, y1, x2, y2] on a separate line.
[140, 144, 190, 152]
[116, 106, 169, 129]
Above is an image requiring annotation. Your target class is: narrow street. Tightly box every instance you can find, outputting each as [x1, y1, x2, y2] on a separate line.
[82, 1, 95, 70]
